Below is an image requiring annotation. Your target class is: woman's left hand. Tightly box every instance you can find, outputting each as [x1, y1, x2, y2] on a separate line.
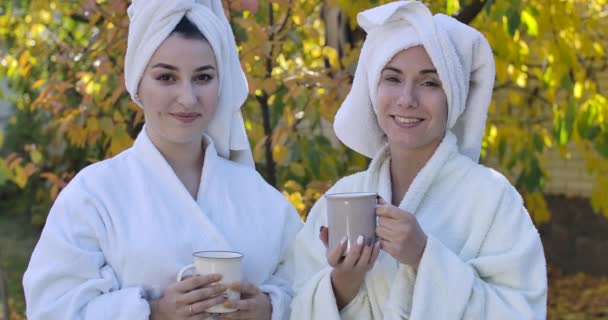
[220, 282, 272, 319]
[376, 197, 428, 270]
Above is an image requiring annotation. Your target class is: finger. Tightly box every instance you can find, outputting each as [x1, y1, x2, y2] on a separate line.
[376, 206, 402, 219]
[176, 273, 222, 293]
[376, 225, 395, 240]
[377, 196, 387, 205]
[319, 226, 329, 249]
[367, 240, 382, 269]
[326, 236, 347, 267]
[377, 216, 397, 228]
[341, 235, 365, 268]
[182, 283, 227, 304]
[232, 282, 260, 297]
[189, 294, 227, 316]
[354, 239, 374, 270]
[225, 296, 256, 311]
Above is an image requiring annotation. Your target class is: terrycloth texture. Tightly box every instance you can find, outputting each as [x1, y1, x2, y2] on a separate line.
[334, 0, 495, 162]
[124, 0, 253, 166]
[23, 128, 303, 320]
[290, 132, 548, 320]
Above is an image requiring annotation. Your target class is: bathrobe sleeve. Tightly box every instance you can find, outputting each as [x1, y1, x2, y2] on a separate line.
[23, 184, 150, 320]
[290, 176, 374, 320]
[408, 186, 547, 320]
[258, 202, 304, 320]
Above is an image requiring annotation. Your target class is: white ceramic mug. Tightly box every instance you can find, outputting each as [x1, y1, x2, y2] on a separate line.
[177, 251, 243, 313]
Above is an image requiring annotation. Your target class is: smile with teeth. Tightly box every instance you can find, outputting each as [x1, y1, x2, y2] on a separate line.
[392, 115, 423, 124]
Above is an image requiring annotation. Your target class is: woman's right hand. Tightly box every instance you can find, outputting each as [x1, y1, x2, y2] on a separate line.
[319, 226, 381, 309]
[149, 273, 228, 320]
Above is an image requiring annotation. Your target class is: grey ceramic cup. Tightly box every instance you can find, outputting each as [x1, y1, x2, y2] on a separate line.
[325, 192, 378, 255]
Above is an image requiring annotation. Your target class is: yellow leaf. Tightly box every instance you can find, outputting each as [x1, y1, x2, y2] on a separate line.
[445, 0, 460, 16]
[593, 42, 605, 57]
[574, 82, 583, 99]
[525, 192, 551, 224]
[289, 162, 306, 177]
[322, 46, 340, 69]
[87, 117, 99, 132]
[12, 165, 27, 189]
[521, 10, 538, 36]
[29, 149, 43, 165]
[32, 79, 46, 89]
[108, 125, 133, 156]
[272, 144, 287, 165]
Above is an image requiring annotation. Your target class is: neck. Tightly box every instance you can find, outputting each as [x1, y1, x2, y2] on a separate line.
[145, 128, 205, 198]
[388, 141, 440, 206]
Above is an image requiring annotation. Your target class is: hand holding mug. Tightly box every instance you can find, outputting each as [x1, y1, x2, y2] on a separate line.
[175, 251, 244, 316]
[149, 273, 227, 320]
[221, 282, 272, 319]
[375, 197, 427, 270]
[320, 226, 381, 309]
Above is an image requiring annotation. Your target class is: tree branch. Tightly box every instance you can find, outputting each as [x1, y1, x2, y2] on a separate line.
[259, 2, 277, 187]
[454, 0, 491, 24]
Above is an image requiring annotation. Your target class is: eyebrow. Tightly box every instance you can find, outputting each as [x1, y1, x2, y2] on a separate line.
[381, 66, 438, 75]
[151, 63, 216, 72]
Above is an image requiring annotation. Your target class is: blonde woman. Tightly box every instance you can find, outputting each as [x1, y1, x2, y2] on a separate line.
[291, 1, 547, 319]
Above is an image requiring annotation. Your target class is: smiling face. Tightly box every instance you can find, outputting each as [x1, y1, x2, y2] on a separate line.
[376, 45, 448, 155]
[137, 32, 219, 149]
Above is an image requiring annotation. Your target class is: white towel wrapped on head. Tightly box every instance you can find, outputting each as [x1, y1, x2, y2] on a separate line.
[124, 0, 253, 166]
[334, 0, 495, 162]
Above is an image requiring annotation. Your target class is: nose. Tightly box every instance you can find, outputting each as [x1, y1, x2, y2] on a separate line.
[396, 83, 418, 108]
[176, 82, 197, 108]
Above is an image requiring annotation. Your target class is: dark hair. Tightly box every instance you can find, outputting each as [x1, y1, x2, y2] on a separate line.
[171, 16, 207, 40]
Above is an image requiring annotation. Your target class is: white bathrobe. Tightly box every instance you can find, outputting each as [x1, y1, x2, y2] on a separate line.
[23, 129, 303, 320]
[290, 132, 547, 320]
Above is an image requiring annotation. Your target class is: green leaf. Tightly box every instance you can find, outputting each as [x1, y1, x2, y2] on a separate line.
[594, 131, 608, 158]
[564, 100, 576, 142]
[506, 8, 521, 36]
[0, 159, 10, 185]
[532, 132, 544, 152]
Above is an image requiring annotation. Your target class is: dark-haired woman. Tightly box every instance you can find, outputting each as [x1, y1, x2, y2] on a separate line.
[23, 1, 302, 319]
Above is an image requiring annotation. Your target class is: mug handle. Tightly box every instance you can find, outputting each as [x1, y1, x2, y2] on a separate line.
[176, 264, 195, 282]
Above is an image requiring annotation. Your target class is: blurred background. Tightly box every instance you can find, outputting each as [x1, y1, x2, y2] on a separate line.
[0, 0, 607, 319]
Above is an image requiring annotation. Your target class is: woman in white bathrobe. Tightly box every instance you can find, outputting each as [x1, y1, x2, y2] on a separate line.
[291, 1, 547, 319]
[23, 1, 302, 319]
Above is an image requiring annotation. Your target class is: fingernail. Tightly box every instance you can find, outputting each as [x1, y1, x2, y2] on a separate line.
[214, 274, 222, 281]
[366, 238, 373, 246]
[357, 235, 364, 245]
[320, 226, 323, 232]
[340, 236, 347, 245]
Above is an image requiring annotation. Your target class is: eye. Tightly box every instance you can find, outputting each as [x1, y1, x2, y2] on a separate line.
[156, 74, 175, 82]
[195, 74, 214, 82]
[383, 76, 401, 83]
[422, 80, 441, 87]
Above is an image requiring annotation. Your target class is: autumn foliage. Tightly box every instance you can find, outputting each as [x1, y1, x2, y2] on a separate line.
[0, 0, 607, 225]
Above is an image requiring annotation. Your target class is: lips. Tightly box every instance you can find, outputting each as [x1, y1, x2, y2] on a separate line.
[169, 112, 201, 124]
[391, 115, 424, 128]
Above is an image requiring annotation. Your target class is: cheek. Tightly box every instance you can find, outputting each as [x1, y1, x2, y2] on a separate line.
[375, 85, 394, 112]
[201, 83, 219, 107]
